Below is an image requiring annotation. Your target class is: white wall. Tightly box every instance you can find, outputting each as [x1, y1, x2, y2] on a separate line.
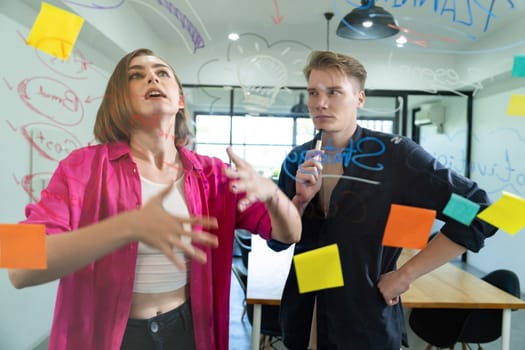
[411, 78, 525, 287]
[0, 11, 109, 349]
[468, 77, 525, 286]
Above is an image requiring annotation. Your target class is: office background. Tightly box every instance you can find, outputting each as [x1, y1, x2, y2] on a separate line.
[1, 1, 525, 349]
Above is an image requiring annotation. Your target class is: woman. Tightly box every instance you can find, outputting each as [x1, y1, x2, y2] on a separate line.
[8, 48, 301, 350]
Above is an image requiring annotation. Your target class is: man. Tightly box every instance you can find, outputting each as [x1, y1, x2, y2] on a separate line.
[274, 50, 497, 349]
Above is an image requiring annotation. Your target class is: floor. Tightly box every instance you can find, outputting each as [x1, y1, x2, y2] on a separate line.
[228, 256, 525, 350]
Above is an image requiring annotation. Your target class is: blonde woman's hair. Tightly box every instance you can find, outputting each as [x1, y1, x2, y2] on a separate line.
[93, 48, 193, 145]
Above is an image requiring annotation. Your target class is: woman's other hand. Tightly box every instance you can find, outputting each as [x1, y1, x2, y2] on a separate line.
[131, 183, 219, 270]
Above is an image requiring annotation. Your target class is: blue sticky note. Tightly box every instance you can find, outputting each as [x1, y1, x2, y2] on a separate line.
[512, 55, 525, 78]
[442, 193, 480, 226]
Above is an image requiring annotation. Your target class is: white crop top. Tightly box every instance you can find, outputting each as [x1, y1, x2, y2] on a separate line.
[133, 175, 191, 293]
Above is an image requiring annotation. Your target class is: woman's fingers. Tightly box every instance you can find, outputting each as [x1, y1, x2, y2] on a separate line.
[169, 217, 219, 260]
[223, 146, 282, 211]
[238, 196, 257, 212]
[137, 183, 221, 268]
[179, 216, 219, 247]
[223, 164, 244, 183]
[183, 216, 219, 231]
[160, 244, 188, 271]
[224, 147, 254, 182]
[183, 228, 219, 247]
[160, 230, 210, 270]
[161, 242, 206, 270]
[226, 146, 246, 168]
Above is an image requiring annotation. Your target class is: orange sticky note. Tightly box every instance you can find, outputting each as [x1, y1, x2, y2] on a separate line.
[0, 224, 47, 269]
[382, 204, 436, 249]
[26, 2, 84, 60]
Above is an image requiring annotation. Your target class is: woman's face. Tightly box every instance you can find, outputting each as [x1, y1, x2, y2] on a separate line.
[127, 55, 182, 124]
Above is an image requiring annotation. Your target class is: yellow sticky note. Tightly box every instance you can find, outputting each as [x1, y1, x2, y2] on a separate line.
[26, 2, 84, 60]
[505, 94, 525, 117]
[0, 224, 47, 269]
[477, 192, 525, 235]
[293, 244, 344, 294]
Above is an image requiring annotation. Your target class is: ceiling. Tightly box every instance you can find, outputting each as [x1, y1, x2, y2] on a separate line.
[6, 0, 525, 92]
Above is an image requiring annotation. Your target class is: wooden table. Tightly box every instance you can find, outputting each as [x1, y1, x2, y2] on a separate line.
[246, 242, 525, 350]
[398, 249, 525, 350]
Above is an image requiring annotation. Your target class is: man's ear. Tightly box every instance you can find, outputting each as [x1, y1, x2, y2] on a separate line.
[357, 90, 366, 108]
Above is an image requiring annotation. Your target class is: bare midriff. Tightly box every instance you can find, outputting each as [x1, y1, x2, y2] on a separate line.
[129, 284, 189, 319]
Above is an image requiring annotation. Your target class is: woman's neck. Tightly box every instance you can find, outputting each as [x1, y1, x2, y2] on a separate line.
[129, 132, 178, 171]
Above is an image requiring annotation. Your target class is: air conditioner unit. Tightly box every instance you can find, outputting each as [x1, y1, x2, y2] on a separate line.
[415, 104, 446, 132]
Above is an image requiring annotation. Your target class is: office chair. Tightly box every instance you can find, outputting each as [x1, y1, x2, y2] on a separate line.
[234, 229, 252, 269]
[232, 262, 249, 321]
[231, 263, 282, 350]
[455, 269, 521, 348]
[409, 269, 521, 350]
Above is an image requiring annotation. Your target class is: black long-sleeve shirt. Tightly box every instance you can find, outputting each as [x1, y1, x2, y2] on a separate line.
[274, 126, 497, 349]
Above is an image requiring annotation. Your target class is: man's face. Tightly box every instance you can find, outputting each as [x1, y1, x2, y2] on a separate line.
[307, 68, 365, 139]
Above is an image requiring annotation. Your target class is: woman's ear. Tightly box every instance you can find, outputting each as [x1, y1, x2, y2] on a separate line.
[178, 95, 185, 109]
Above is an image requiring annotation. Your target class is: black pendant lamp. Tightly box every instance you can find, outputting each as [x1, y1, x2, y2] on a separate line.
[336, 0, 399, 40]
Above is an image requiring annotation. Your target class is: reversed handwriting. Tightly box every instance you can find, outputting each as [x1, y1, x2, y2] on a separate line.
[17, 77, 84, 126]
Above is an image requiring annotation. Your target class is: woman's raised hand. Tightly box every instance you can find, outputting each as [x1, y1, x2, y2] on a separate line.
[223, 147, 279, 212]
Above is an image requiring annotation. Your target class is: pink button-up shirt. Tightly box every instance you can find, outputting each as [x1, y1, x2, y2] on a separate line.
[21, 141, 272, 350]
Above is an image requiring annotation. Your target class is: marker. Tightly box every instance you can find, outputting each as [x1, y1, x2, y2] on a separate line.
[315, 129, 323, 150]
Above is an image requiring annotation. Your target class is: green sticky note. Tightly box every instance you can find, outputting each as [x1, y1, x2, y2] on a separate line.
[293, 244, 344, 294]
[512, 55, 525, 78]
[477, 192, 525, 235]
[442, 193, 480, 226]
